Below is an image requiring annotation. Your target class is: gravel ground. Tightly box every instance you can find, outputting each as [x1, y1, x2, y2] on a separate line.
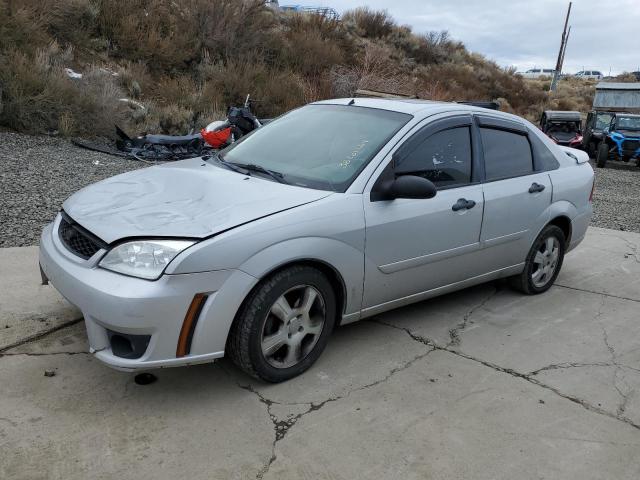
[0, 131, 639, 247]
[0, 132, 143, 247]
[590, 159, 640, 232]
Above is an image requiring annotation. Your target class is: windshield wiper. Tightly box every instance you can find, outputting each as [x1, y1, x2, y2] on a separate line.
[233, 163, 288, 184]
[211, 153, 248, 175]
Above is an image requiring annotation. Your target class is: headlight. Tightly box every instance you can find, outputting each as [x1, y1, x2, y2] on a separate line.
[99, 240, 195, 280]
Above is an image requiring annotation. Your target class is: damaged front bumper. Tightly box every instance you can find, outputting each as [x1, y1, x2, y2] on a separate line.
[38, 216, 256, 371]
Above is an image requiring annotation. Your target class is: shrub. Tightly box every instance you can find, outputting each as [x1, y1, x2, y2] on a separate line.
[0, 43, 124, 137]
[0, 0, 582, 136]
[343, 7, 394, 39]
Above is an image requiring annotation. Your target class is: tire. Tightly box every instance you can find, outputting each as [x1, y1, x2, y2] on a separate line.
[226, 265, 337, 383]
[596, 142, 609, 168]
[509, 225, 566, 295]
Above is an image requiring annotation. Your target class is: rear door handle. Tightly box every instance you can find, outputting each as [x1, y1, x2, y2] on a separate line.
[529, 182, 546, 193]
[452, 198, 476, 211]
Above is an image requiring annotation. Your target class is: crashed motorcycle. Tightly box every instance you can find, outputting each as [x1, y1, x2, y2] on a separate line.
[74, 95, 263, 162]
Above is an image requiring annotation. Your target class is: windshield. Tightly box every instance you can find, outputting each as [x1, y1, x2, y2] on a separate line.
[595, 113, 612, 130]
[617, 116, 640, 131]
[548, 121, 580, 133]
[218, 104, 411, 191]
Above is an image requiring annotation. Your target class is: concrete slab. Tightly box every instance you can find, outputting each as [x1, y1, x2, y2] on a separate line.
[1, 227, 639, 479]
[0, 357, 274, 480]
[0, 246, 80, 351]
[557, 226, 640, 301]
[266, 351, 640, 480]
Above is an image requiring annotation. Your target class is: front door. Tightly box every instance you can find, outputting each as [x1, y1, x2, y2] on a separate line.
[362, 115, 484, 310]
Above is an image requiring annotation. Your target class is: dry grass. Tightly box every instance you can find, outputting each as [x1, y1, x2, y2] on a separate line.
[0, 0, 594, 137]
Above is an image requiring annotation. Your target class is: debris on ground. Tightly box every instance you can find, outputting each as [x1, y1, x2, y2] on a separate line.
[134, 373, 158, 385]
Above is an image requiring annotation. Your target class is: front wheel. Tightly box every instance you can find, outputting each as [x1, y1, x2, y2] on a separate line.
[510, 225, 566, 295]
[227, 265, 336, 382]
[596, 142, 609, 168]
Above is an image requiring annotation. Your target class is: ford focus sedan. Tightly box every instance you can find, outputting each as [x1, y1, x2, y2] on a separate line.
[39, 99, 595, 382]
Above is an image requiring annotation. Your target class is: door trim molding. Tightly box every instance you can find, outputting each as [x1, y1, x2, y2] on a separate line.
[378, 242, 480, 274]
[362, 263, 524, 318]
[481, 229, 528, 248]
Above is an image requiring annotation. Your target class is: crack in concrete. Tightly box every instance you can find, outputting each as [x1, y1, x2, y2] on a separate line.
[609, 234, 640, 264]
[593, 295, 635, 418]
[371, 319, 640, 432]
[447, 287, 499, 347]
[554, 284, 640, 304]
[223, 343, 436, 479]
[0, 318, 84, 354]
[0, 351, 89, 358]
[528, 362, 618, 376]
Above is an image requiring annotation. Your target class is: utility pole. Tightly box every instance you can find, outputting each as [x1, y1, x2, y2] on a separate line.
[550, 1, 572, 92]
[558, 26, 571, 77]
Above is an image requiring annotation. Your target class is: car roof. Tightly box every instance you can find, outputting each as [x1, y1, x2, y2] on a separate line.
[616, 113, 640, 118]
[311, 97, 523, 121]
[543, 110, 582, 121]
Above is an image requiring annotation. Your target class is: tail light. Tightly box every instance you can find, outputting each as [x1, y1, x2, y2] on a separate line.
[589, 179, 595, 202]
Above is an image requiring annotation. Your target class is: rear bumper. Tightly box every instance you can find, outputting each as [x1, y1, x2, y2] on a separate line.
[568, 206, 593, 253]
[39, 217, 256, 371]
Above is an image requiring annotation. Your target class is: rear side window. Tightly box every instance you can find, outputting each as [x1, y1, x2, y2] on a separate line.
[395, 127, 472, 188]
[480, 128, 533, 181]
[528, 129, 560, 171]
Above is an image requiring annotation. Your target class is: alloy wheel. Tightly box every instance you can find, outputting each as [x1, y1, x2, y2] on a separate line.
[531, 237, 560, 288]
[260, 285, 326, 369]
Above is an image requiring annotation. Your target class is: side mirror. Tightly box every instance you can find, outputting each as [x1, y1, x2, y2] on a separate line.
[389, 175, 437, 200]
[370, 161, 437, 202]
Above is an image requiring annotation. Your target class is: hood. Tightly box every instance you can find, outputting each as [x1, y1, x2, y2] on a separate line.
[63, 158, 332, 243]
[615, 130, 640, 138]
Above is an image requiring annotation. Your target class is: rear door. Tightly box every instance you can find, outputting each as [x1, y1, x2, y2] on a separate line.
[477, 116, 553, 269]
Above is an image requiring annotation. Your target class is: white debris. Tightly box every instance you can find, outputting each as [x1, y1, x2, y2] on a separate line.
[100, 67, 119, 77]
[65, 68, 83, 79]
[118, 98, 146, 111]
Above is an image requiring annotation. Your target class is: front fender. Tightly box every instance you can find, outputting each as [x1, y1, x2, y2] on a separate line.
[190, 236, 364, 356]
[239, 237, 364, 317]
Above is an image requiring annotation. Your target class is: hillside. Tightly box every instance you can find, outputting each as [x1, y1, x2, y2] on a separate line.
[0, 0, 585, 137]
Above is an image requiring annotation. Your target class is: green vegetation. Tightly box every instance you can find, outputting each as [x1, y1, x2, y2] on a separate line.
[0, 0, 577, 137]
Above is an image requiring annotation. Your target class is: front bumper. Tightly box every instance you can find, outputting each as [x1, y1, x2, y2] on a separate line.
[39, 216, 256, 371]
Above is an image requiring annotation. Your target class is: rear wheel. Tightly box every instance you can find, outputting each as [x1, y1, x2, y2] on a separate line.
[227, 265, 336, 383]
[510, 225, 566, 295]
[596, 142, 609, 168]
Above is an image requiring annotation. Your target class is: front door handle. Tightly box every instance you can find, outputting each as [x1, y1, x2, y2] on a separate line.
[452, 198, 476, 211]
[529, 182, 546, 193]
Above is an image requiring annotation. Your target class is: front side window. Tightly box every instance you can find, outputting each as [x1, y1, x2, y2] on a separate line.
[595, 113, 613, 130]
[617, 116, 640, 131]
[219, 105, 411, 192]
[395, 127, 472, 188]
[481, 128, 533, 181]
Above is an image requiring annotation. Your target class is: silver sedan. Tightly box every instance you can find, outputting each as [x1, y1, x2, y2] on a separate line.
[39, 99, 595, 382]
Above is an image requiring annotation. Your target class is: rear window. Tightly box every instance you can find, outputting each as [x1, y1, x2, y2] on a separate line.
[480, 128, 533, 181]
